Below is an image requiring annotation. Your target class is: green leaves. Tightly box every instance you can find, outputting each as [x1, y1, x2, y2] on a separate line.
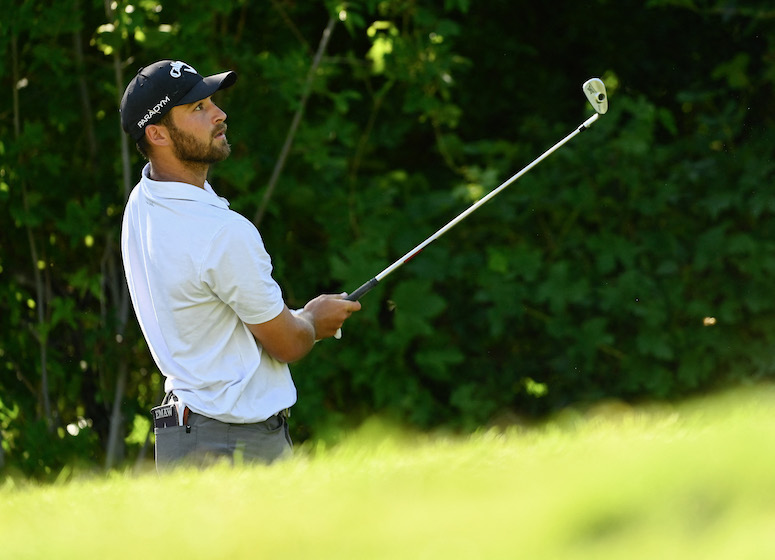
[3, 0, 775, 478]
[391, 280, 447, 340]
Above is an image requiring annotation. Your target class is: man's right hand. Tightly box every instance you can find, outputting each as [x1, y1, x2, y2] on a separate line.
[300, 293, 362, 340]
[246, 294, 361, 363]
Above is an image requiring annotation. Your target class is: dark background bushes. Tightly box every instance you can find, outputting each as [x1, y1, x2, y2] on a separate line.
[2, 0, 774, 477]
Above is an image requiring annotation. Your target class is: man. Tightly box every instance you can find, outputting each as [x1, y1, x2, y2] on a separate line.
[119, 60, 361, 470]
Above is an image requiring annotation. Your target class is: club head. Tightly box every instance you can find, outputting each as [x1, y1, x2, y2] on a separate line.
[583, 78, 608, 115]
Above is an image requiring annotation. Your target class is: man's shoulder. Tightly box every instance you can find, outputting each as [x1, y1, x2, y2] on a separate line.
[210, 210, 261, 242]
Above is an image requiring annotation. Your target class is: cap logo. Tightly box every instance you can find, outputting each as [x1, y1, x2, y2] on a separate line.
[137, 95, 170, 130]
[170, 61, 197, 78]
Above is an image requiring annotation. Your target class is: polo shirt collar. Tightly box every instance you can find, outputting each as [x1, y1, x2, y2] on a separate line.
[140, 163, 230, 209]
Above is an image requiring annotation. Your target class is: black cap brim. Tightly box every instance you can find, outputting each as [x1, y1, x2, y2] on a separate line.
[177, 70, 238, 106]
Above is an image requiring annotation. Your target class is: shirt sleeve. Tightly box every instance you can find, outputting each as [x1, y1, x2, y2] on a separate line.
[200, 217, 285, 325]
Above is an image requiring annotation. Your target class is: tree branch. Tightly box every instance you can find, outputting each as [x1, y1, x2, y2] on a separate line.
[102, 0, 134, 470]
[13, 32, 54, 431]
[253, 14, 337, 227]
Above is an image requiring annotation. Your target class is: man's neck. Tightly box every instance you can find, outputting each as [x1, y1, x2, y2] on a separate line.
[148, 158, 209, 189]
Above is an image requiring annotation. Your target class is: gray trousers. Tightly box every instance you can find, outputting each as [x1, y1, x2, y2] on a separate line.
[154, 410, 293, 471]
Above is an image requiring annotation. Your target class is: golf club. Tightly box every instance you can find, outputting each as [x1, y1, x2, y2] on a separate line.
[335, 78, 608, 336]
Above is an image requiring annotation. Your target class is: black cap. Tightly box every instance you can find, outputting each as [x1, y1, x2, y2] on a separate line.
[120, 60, 237, 141]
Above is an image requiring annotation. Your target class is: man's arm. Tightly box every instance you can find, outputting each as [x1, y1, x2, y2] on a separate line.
[246, 294, 361, 363]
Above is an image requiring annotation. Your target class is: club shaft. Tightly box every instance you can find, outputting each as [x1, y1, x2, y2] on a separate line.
[345, 113, 599, 302]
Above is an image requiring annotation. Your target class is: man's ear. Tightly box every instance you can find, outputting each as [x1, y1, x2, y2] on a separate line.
[145, 123, 170, 147]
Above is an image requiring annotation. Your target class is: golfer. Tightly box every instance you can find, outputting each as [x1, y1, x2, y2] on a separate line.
[119, 60, 361, 470]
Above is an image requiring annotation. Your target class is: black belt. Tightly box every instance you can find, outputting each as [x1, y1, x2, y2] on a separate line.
[187, 408, 290, 425]
[152, 396, 289, 430]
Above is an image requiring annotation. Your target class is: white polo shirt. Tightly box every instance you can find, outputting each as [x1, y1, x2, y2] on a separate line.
[121, 164, 296, 423]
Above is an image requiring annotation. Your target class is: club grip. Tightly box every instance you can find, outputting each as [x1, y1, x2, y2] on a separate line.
[345, 278, 379, 301]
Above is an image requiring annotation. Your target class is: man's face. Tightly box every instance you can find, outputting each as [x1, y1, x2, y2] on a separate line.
[166, 97, 231, 164]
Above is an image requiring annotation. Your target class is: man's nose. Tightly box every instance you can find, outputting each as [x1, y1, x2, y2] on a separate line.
[212, 103, 227, 122]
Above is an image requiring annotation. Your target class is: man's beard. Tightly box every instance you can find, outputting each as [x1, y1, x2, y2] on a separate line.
[167, 120, 231, 164]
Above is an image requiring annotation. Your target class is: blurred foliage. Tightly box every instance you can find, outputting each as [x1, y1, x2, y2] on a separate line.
[1, 0, 774, 477]
[6, 388, 775, 559]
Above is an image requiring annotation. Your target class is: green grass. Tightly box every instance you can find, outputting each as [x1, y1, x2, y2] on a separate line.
[4, 386, 775, 559]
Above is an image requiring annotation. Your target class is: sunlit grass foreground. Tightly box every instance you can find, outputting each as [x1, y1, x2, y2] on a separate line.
[4, 385, 775, 559]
